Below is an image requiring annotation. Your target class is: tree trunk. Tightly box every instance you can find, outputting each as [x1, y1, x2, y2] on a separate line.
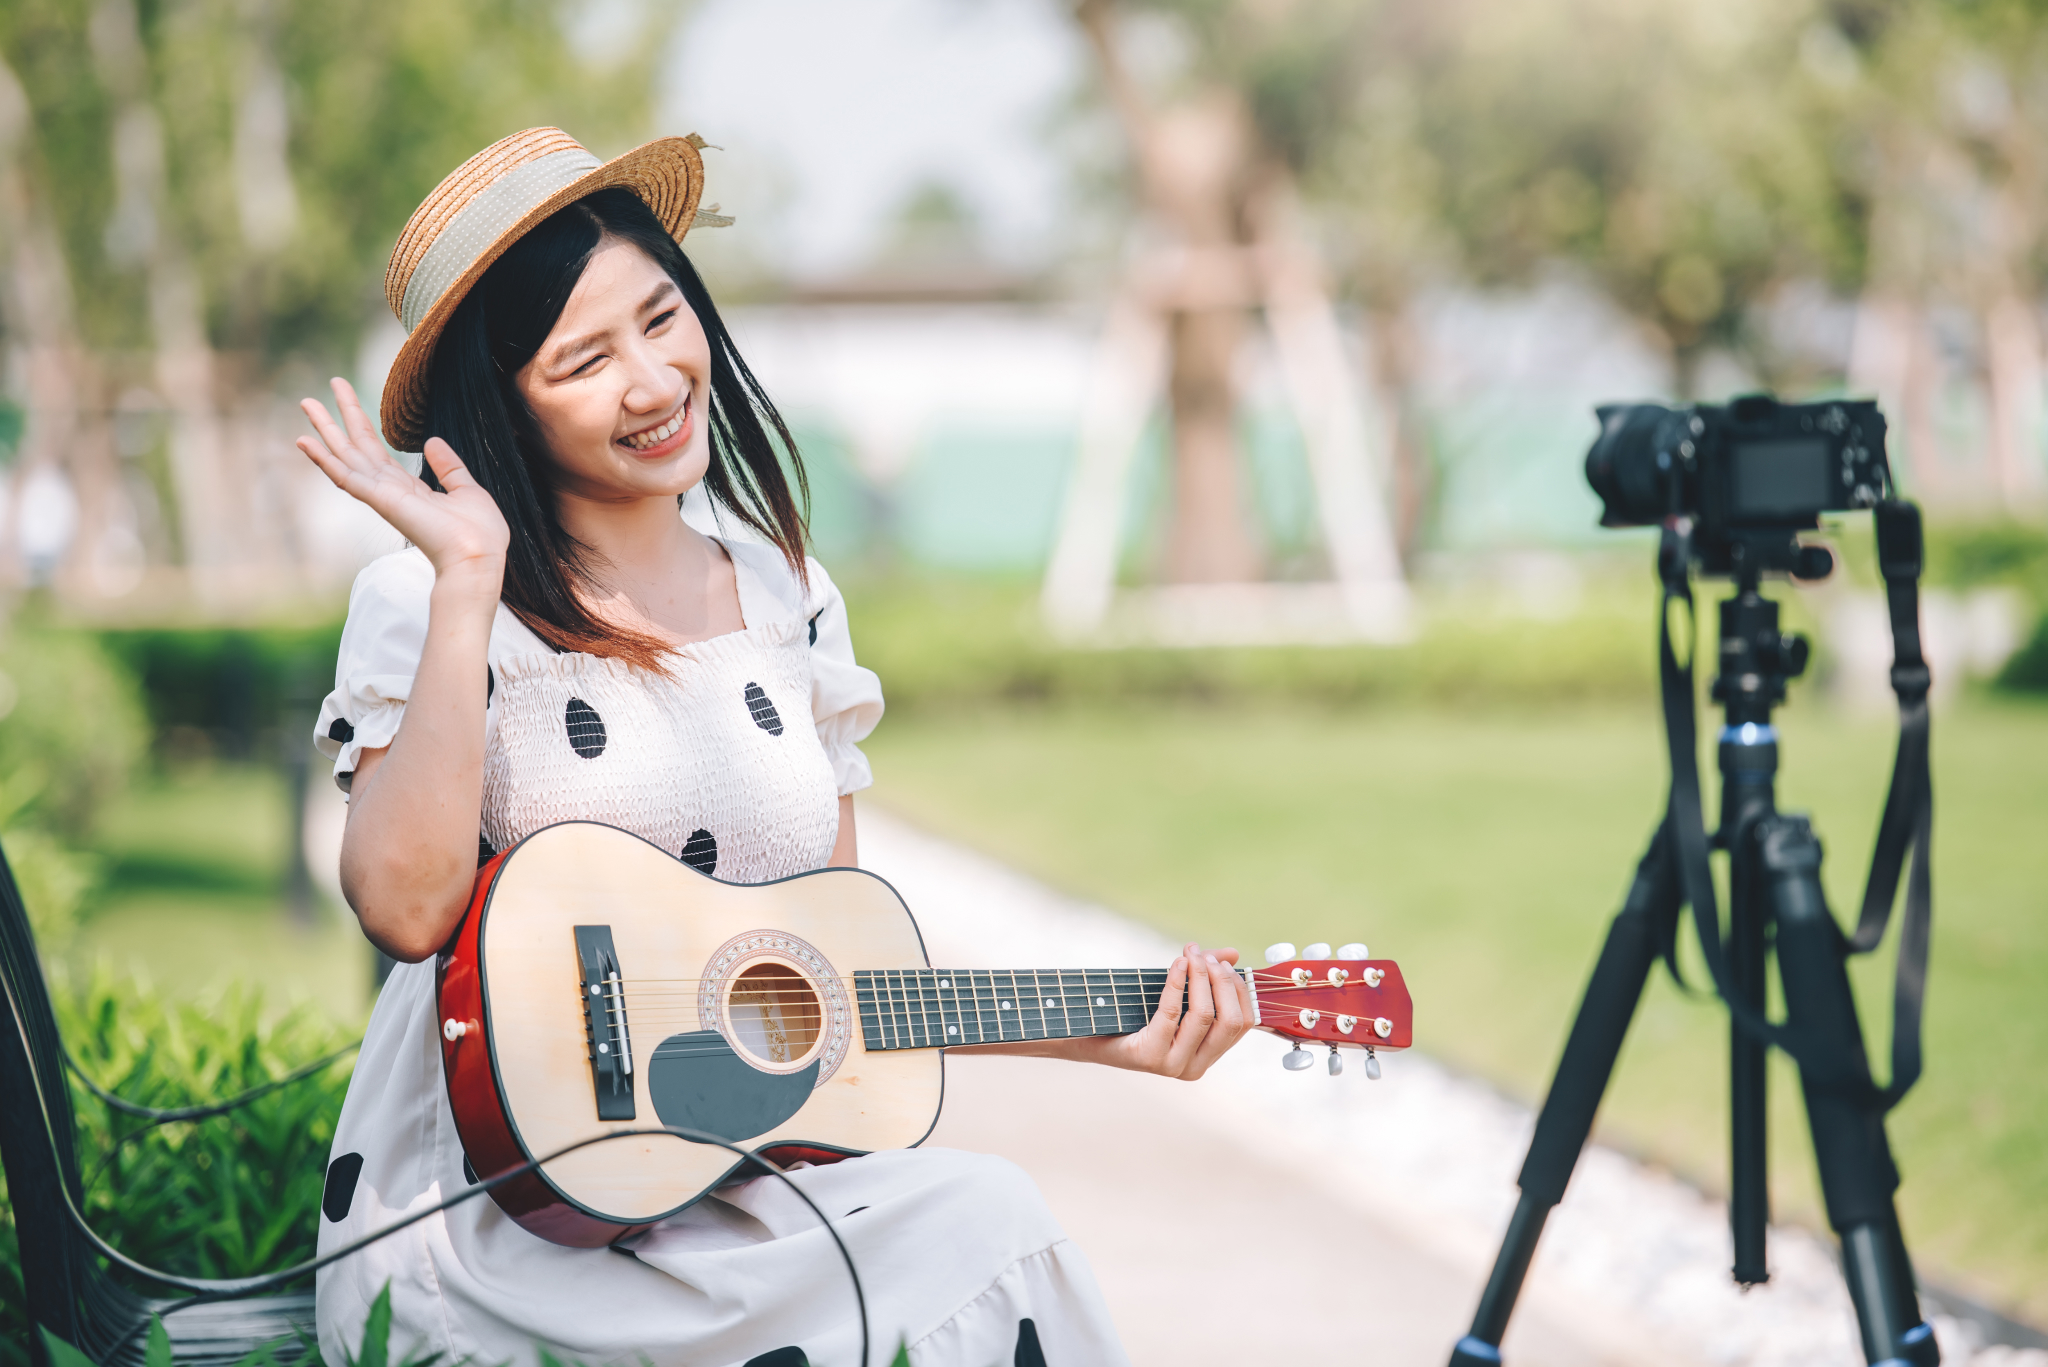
[1985, 292, 2045, 509]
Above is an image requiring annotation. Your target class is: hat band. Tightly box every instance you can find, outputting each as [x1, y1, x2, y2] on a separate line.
[399, 147, 604, 333]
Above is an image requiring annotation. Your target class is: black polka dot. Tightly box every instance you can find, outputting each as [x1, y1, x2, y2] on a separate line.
[807, 611, 821, 647]
[486, 664, 495, 704]
[744, 682, 783, 736]
[743, 1350, 809, 1367]
[1015, 1318, 1047, 1367]
[564, 697, 607, 759]
[322, 1152, 364, 1223]
[328, 717, 354, 744]
[462, 1153, 478, 1186]
[680, 828, 717, 876]
[844, 1205, 869, 1217]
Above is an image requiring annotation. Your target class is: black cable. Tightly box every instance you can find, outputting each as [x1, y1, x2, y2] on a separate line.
[8, 982, 871, 1367]
[62, 1038, 362, 1122]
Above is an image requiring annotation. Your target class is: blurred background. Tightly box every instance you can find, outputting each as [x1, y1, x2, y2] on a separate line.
[1, 0, 2046, 1354]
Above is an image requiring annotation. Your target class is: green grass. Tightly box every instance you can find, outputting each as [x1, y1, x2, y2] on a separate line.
[67, 766, 373, 1021]
[861, 690, 2048, 1323]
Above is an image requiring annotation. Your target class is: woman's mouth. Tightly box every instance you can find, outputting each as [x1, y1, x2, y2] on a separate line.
[618, 394, 692, 455]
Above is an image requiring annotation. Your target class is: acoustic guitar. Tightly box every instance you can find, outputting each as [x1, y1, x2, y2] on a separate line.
[436, 821, 1414, 1247]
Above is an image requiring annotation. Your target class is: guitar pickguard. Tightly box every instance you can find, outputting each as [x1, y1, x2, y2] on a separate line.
[646, 1030, 819, 1142]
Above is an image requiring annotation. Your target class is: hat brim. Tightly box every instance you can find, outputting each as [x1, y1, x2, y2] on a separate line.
[379, 136, 707, 453]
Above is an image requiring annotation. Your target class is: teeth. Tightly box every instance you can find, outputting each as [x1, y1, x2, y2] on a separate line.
[622, 406, 685, 450]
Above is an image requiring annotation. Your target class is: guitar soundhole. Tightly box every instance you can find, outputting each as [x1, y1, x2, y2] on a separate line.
[727, 963, 821, 1066]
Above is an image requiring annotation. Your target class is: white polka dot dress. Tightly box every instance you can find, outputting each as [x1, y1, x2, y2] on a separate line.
[309, 536, 1129, 1367]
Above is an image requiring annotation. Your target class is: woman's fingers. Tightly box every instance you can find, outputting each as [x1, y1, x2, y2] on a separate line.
[1164, 945, 1220, 1077]
[295, 433, 351, 490]
[331, 376, 381, 452]
[1182, 955, 1252, 1080]
[420, 436, 475, 491]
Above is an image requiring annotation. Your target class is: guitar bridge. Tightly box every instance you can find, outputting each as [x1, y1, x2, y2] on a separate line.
[574, 925, 636, 1121]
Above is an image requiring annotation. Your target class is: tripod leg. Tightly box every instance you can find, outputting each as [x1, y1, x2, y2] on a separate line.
[1762, 818, 1938, 1367]
[1729, 819, 1772, 1284]
[1447, 828, 1678, 1367]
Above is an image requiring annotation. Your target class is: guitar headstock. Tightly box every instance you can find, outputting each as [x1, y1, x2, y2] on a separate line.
[1247, 941, 1413, 1077]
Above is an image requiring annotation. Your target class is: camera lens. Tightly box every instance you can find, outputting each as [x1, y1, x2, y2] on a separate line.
[1587, 403, 1684, 527]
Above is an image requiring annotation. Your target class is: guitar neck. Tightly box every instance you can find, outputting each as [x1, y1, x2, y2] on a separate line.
[853, 968, 1181, 1051]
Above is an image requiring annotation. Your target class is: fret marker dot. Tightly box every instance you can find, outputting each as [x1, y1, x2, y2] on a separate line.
[1044, 999, 1057, 1011]
[1096, 997, 1107, 1006]
[940, 980, 950, 990]
[947, 1025, 957, 1035]
[1001, 1001, 1012, 1010]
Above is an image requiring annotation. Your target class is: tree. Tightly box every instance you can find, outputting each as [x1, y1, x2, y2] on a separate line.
[0, 0, 677, 599]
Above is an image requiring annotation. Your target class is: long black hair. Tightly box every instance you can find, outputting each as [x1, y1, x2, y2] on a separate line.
[422, 187, 809, 670]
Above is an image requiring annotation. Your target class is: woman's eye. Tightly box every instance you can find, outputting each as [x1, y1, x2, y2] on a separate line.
[648, 309, 678, 334]
[569, 354, 605, 377]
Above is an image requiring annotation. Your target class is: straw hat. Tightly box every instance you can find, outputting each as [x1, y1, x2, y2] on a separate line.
[378, 127, 731, 452]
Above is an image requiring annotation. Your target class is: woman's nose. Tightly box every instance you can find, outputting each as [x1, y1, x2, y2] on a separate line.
[620, 342, 685, 416]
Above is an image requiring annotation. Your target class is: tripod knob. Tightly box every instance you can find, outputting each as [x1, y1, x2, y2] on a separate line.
[1282, 1044, 1314, 1071]
[1782, 633, 1810, 679]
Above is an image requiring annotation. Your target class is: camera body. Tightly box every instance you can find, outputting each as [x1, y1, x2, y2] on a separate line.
[1585, 394, 1891, 578]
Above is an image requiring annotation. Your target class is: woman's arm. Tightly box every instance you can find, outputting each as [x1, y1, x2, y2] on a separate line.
[299, 377, 511, 962]
[335, 566, 497, 959]
[950, 943, 1255, 1081]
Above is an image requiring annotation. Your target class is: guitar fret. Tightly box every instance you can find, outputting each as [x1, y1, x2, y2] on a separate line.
[912, 969, 932, 1049]
[1084, 969, 1112, 1035]
[889, 969, 914, 1050]
[963, 971, 986, 1044]
[926, 971, 955, 1046]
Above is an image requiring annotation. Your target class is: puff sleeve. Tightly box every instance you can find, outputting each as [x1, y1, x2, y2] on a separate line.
[802, 556, 884, 796]
[313, 550, 435, 793]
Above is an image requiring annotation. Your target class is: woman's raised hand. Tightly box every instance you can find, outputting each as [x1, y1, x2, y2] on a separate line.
[1105, 944, 1257, 1081]
[298, 377, 510, 586]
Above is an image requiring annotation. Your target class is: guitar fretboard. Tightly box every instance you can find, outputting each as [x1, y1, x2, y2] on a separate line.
[853, 969, 1173, 1051]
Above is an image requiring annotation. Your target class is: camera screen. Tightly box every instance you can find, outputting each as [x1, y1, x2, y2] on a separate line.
[1731, 439, 1833, 517]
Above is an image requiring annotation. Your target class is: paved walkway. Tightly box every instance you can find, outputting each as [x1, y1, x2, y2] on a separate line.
[860, 807, 2044, 1367]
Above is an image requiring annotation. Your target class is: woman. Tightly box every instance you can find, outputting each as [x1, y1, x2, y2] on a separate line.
[301, 128, 1255, 1367]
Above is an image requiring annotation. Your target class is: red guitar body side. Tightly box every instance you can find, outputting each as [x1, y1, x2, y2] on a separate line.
[435, 852, 646, 1247]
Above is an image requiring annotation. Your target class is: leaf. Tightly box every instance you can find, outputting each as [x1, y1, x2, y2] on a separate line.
[37, 1328, 101, 1367]
[349, 1283, 394, 1367]
[890, 1342, 912, 1367]
[146, 1317, 173, 1367]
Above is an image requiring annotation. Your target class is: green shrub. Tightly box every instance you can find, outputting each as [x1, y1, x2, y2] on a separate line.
[95, 625, 345, 763]
[843, 572, 1659, 715]
[0, 974, 356, 1365]
[0, 632, 148, 840]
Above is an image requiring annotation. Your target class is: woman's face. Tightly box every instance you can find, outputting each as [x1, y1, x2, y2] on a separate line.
[515, 238, 711, 503]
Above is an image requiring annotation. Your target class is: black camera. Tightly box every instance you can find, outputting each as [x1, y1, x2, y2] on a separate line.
[1585, 394, 1892, 578]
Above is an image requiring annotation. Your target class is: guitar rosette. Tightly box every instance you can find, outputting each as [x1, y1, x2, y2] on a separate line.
[698, 931, 851, 1085]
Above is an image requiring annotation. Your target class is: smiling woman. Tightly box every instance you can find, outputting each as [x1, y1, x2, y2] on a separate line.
[289, 128, 1248, 1367]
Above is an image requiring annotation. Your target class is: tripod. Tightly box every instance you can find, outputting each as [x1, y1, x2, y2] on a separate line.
[1447, 512, 1938, 1367]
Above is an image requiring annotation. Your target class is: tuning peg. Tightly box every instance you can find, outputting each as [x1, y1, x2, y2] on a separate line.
[1282, 1044, 1314, 1071]
[1327, 1046, 1344, 1076]
[1364, 1049, 1382, 1081]
[1337, 942, 1369, 960]
[1264, 942, 1297, 965]
[1303, 942, 1332, 960]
